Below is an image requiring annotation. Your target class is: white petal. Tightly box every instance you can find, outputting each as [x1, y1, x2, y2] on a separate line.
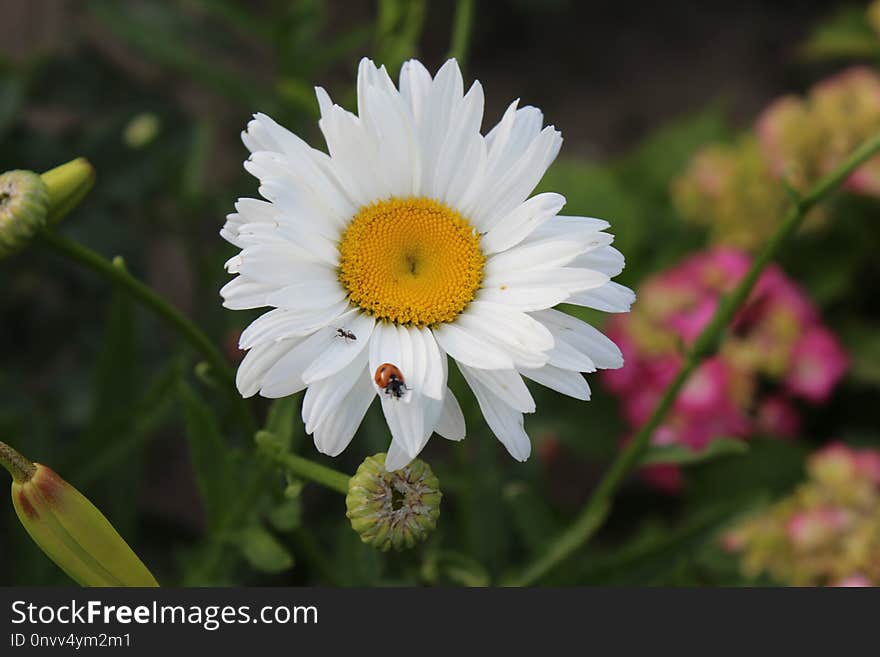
[236, 338, 301, 398]
[527, 215, 610, 242]
[462, 366, 535, 413]
[486, 242, 598, 276]
[459, 364, 531, 461]
[480, 192, 566, 255]
[531, 309, 624, 370]
[258, 178, 346, 241]
[236, 243, 335, 285]
[483, 267, 609, 294]
[433, 322, 515, 370]
[571, 245, 625, 278]
[220, 277, 275, 310]
[520, 365, 591, 401]
[380, 391, 440, 459]
[399, 59, 432, 123]
[369, 322, 406, 395]
[260, 328, 337, 398]
[235, 221, 339, 267]
[383, 439, 412, 471]
[477, 285, 570, 312]
[434, 81, 485, 203]
[311, 365, 376, 457]
[266, 279, 348, 311]
[435, 388, 466, 441]
[303, 350, 368, 435]
[419, 327, 445, 400]
[417, 59, 465, 197]
[246, 150, 353, 227]
[545, 336, 596, 373]
[467, 122, 562, 230]
[454, 301, 553, 369]
[316, 89, 388, 207]
[567, 281, 636, 313]
[302, 311, 375, 384]
[239, 301, 349, 349]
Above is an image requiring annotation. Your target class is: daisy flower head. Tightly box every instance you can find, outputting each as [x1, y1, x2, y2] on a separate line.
[221, 57, 634, 471]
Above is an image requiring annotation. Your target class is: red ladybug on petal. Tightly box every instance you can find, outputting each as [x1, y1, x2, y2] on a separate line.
[374, 363, 409, 399]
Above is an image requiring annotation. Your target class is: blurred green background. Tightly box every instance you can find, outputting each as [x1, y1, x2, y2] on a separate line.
[1, 0, 878, 586]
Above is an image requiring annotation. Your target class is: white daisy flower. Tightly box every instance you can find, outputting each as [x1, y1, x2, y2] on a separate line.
[221, 57, 634, 471]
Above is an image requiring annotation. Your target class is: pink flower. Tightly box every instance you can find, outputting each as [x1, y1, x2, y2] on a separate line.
[601, 247, 847, 492]
[786, 506, 851, 549]
[668, 296, 717, 345]
[756, 395, 801, 438]
[641, 463, 684, 494]
[832, 575, 873, 587]
[786, 326, 848, 402]
[677, 358, 730, 414]
[854, 451, 880, 487]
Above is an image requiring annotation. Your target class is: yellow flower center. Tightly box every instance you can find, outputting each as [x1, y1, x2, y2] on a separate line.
[338, 197, 484, 327]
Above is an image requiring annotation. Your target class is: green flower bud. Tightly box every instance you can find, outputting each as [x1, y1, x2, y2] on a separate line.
[1, 440, 159, 587]
[0, 170, 49, 259]
[123, 113, 161, 149]
[41, 157, 95, 225]
[346, 453, 442, 552]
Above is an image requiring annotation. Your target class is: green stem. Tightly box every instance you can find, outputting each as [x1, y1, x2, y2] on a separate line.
[39, 229, 257, 437]
[504, 132, 880, 587]
[447, 0, 475, 64]
[272, 451, 351, 495]
[0, 440, 36, 483]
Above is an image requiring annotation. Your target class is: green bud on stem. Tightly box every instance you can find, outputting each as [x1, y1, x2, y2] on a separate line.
[0, 440, 159, 587]
[346, 453, 442, 552]
[0, 170, 49, 259]
[0, 157, 95, 259]
[41, 157, 95, 225]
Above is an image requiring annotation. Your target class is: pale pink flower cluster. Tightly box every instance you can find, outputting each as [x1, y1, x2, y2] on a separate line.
[757, 66, 880, 198]
[602, 248, 848, 491]
[673, 66, 880, 251]
[723, 443, 880, 586]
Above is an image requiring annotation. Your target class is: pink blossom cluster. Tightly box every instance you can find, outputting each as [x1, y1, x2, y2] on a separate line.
[723, 443, 880, 586]
[757, 66, 880, 198]
[602, 248, 848, 491]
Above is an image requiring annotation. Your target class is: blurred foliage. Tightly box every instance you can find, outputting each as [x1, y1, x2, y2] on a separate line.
[1, 0, 879, 587]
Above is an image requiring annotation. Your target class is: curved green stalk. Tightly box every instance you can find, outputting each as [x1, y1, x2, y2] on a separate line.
[448, 0, 475, 64]
[504, 132, 880, 587]
[39, 229, 257, 437]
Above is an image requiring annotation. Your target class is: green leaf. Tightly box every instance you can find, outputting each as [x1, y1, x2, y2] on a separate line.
[0, 72, 24, 139]
[640, 437, 749, 466]
[179, 381, 236, 531]
[577, 502, 742, 585]
[235, 526, 294, 574]
[502, 481, 563, 555]
[842, 323, 880, 386]
[800, 6, 880, 60]
[421, 550, 490, 587]
[267, 497, 302, 533]
[688, 439, 808, 511]
[88, 1, 276, 110]
[264, 395, 302, 453]
[88, 283, 138, 434]
[74, 358, 183, 487]
[375, 0, 427, 76]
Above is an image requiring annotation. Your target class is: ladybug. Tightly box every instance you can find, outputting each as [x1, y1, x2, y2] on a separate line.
[374, 363, 409, 399]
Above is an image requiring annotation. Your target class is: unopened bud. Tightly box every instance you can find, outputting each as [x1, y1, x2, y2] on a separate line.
[0, 170, 49, 259]
[346, 453, 441, 551]
[1, 440, 159, 587]
[41, 157, 95, 225]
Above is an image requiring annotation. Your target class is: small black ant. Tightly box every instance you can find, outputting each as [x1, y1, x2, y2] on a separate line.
[335, 328, 357, 342]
